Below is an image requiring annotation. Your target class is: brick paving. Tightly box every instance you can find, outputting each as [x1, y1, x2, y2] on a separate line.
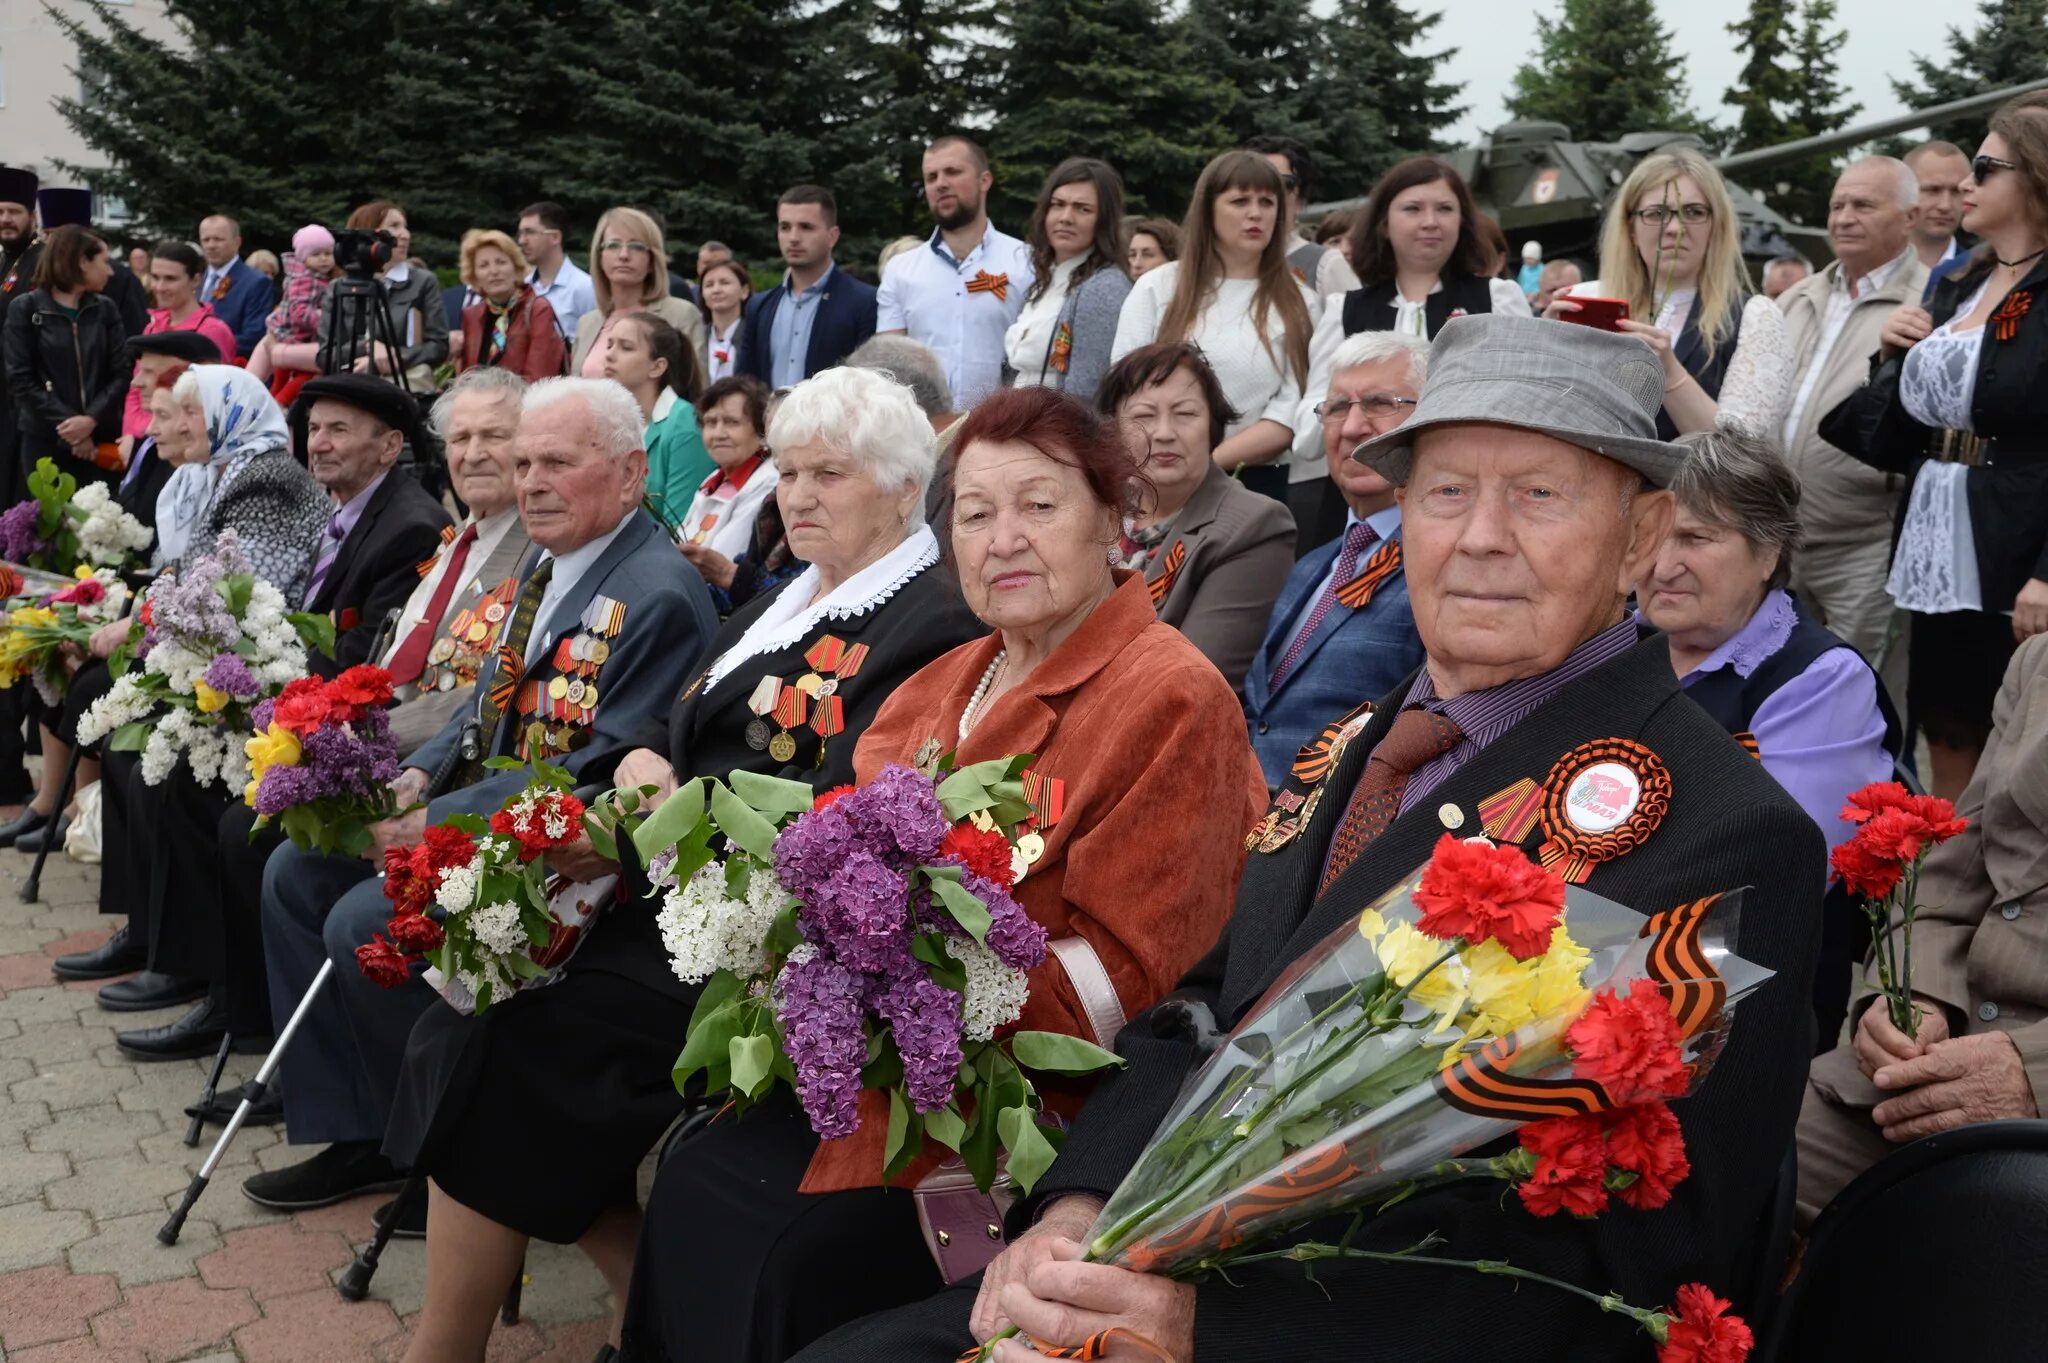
[0, 840, 615, 1361]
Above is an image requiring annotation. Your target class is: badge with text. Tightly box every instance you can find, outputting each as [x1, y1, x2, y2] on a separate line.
[1533, 739, 1671, 883]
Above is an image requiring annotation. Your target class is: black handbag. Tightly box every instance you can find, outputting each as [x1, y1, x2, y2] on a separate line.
[1816, 352, 1903, 463]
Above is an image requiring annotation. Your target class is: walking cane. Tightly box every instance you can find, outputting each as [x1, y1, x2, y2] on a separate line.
[184, 1032, 235, 1147]
[19, 743, 83, 903]
[160, 958, 333, 1245]
[336, 1173, 424, 1301]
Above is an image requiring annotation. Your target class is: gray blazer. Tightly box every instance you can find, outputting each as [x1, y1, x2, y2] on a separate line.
[406, 508, 717, 818]
[1142, 462, 1296, 696]
[1045, 265, 1134, 405]
[381, 518, 538, 751]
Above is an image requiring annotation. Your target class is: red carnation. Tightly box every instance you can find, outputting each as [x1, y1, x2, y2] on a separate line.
[388, 912, 446, 953]
[1829, 833, 1905, 902]
[331, 664, 395, 712]
[1840, 781, 1913, 824]
[1567, 979, 1688, 1105]
[419, 824, 478, 874]
[56, 578, 105, 605]
[1516, 1113, 1609, 1218]
[272, 676, 338, 736]
[1603, 1101, 1691, 1210]
[355, 933, 412, 988]
[491, 791, 588, 860]
[939, 822, 1017, 889]
[382, 845, 432, 917]
[813, 785, 856, 811]
[1657, 1283, 1754, 1363]
[1412, 832, 1567, 960]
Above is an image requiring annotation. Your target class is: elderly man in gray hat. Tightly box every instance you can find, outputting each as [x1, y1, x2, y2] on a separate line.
[788, 315, 1824, 1363]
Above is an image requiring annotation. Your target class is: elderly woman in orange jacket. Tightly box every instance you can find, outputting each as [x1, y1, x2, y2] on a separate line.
[453, 229, 566, 383]
[617, 385, 1266, 1363]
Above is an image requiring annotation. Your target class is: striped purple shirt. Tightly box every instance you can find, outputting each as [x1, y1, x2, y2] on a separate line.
[1395, 616, 1642, 814]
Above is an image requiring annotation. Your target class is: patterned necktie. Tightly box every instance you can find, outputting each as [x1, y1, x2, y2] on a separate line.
[304, 513, 348, 603]
[385, 523, 479, 685]
[460, 559, 553, 785]
[1271, 521, 1378, 690]
[1318, 707, 1464, 894]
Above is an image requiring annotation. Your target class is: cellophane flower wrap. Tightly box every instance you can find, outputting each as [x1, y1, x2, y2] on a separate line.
[356, 759, 596, 1015]
[243, 665, 406, 855]
[72, 531, 336, 791]
[0, 568, 132, 706]
[1829, 781, 1968, 1041]
[0, 457, 153, 576]
[630, 756, 1119, 1194]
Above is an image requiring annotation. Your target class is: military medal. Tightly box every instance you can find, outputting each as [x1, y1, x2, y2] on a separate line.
[743, 676, 780, 750]
[429, 638, 455, 665]
[1253, 701, 1378, 855]
[769, 731, 798, 762]
[591, 640, 610, 665]
[913, 737, 944, 774]
[548, 675, 570, 701]
[467, 621, 489, 643]
[485, 602, 506, 624]
[1476, 777, 1545, 843]
[1533, 739, 1671, 883]
[768, 682, 810, 763]
[800, 636, 869, 707]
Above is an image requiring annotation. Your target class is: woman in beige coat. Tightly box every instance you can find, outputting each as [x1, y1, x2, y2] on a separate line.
[570, 205, 706, 375]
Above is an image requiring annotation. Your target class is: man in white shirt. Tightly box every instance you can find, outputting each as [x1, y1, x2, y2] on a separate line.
[1246, 133, 1362, 303]
[877, 135, 1033, 409]
[1905, 141, 1971, 272]
[516, 200, 597, 343]
[1777, 157, 1928, 702]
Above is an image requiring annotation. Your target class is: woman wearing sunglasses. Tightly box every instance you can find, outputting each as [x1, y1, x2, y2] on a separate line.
[1825, 92, 2048, 801]
[570, 205, 706, 376]
[1546, 148, 1791, 442]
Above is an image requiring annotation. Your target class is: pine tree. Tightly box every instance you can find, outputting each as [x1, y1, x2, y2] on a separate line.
[1505, 0, 1710, 143]
[1305, 0, 1464, 199]
[1182, 0, 1320, 146]
[1723, 0, 1799, 154]
[986, 0, 1236, 227]
[1891, 0, 2048, 145]
[1772, 0, 1861, 224]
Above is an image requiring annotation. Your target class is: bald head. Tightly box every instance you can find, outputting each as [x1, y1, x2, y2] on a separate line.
[198, 216, 243, 270]
[1828, 159, 1918, 279]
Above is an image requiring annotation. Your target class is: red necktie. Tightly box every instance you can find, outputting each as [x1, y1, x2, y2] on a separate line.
[1270, 521, 1377, 690]
[1318, 707, 1464, 894]
[385, 523, 479, 685]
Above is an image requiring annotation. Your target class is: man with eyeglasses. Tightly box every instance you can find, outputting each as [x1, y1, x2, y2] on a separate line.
[516, 200, 596, 343]
[1776, 156, 1927, 706]
[1241, 330, 1427, 788]
[1247, 133, 1361, 306]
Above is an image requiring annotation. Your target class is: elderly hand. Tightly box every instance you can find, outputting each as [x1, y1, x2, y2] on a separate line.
[679, 542, 738, 590]
[389, 766, 432, 812]
[546, 833, 618, 883]
[616, 748, 680, 808]
[1854, 997, 1951, 1079]
[2014, 579, 2048, 641]
[971, 1195, 1103, 1340]
[1881, 305, 1934, 356]
[992, 1233, 1196, 1363]
[1871, 1031, 2039, 1141]
[88, 617, 130, 660]
[366, 806, 429, 862]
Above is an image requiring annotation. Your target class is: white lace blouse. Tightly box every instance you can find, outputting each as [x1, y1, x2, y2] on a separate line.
[1561, 284, 1792, 440]
[1900, 286, 1989, 432]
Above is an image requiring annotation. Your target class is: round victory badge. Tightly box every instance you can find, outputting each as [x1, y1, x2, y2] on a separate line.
[1535, 738, 1672, 883]
[1564, 761, 1641, 833]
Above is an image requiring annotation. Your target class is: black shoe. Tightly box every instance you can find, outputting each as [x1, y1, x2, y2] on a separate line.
[0, 804, 49, 849]
[97, 971, 207, 1013]
[242, 1141, 406, 1211]
[52, 923, 146, 981]
[372, 1194, 427, 1239]
[116, 997, 229, 1061]
[14, 814, 69, 853]
[183, 1080, 285, 1127]
[592, 1346, 620, 1363]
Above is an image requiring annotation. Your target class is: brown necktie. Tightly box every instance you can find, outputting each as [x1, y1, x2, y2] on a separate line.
[1319, 707, 1464, 894]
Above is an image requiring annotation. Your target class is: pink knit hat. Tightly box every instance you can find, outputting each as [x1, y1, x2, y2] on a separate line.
[292, 224, 336, 258]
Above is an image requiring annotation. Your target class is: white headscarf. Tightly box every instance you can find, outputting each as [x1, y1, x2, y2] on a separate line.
[154, 367, 290, 564]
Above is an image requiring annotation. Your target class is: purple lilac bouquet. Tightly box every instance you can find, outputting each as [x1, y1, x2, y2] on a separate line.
[243, 666, 407, 855]
[638, 757, 1121, 1194]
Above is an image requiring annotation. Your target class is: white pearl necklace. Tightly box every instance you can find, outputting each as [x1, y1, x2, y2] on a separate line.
[958, 650, 1008, 741]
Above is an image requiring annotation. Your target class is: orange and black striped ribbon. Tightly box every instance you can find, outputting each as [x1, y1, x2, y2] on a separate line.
[964, 270, 1011, 302]
[470, 561, 554, 777]
[1434, 1036, 1617, 1122]
[1289, 698, 1376, 788]
[958, 1327, 1174, 1363]
[1019, 767, 1065, 828]
[1733, 731, 1761, 761]
[1146, 541, 1186, 607]
[1333, 539, 1403, 610]
[1993, 290, 2032, 342]
[1639, 892, 1730, 1039]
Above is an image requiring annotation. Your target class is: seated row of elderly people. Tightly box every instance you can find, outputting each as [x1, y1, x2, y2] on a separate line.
[38, 312, 1970, 1363]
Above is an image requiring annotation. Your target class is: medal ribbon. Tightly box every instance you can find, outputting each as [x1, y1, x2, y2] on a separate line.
[1019, 768, 1065, 829]
[1146, 541, 1186, 607]
[1333, 539, 1403, 610]
[965, 270, 1010, 302]
[771, 685, 810, 731]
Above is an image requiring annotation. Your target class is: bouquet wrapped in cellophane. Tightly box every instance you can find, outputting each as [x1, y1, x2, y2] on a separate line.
[0, 569, 133, 705]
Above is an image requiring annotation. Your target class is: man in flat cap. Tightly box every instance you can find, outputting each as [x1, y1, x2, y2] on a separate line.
[784, 316, 1825, 1363]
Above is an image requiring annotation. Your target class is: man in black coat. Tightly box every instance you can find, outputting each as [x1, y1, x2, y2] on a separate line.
[796, 316, 1824, 1363]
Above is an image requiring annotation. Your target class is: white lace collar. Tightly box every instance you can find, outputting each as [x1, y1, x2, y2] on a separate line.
[1692, 588, 1798, 681]
[703, 525, 940, 690]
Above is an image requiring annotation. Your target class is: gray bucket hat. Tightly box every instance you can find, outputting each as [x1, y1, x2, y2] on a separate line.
[1351, 313, 1688, 488]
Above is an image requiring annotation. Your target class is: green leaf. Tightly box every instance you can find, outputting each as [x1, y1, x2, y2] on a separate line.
[581, 813, 619, 863]
[729, 1032, 774, 1098]
[728, 768, 817, 817]
[929, 876, 991, 945]
[924, 1104, 966, 1152]
[483, 756, 524, 771]
[997, 1105, 1058, 1194]
[220, 573, 255, 618]
[883, 1089, 925, 1180]
[108, 720, 151, 753]
[1009, 1030, 1126, 1077]
[709, 779, 779, 862]
[632, 777, 707, 862]
[443, 813, 491, 834]
[672, 971, 746, 1093]
[911, 933, 967, 993]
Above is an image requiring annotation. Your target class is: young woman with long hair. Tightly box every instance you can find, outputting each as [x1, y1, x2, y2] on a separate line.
[1004, 157, 1132, 403]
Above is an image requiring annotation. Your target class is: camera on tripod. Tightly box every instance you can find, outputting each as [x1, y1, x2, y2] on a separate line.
[333, 228, 398, 280]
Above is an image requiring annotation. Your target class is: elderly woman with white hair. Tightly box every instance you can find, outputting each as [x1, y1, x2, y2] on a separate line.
[378, 365, 982, 1363]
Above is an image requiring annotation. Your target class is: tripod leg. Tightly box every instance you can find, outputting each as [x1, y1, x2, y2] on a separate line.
[160, 958, 334, 1244]
[184, 1030, 235, 1147]
[336, 1172, 425, 1301]
[19, 743, 84, 903]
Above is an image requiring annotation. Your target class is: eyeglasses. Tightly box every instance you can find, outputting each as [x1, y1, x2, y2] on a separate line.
[1974, 155, 2017, 182]
[1316, 394, 1417, 423]
[599, 239, 652, 255]
[1630, 204, 1712, 227]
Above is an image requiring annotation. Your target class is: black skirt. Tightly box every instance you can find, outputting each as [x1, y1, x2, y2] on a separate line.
[1908, 607, 2017, 751]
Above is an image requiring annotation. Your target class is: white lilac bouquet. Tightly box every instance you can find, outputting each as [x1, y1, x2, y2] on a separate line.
[74, 531, 335, 789]
[632, 757, 1117, 1194]
[0, 458, 153, 575]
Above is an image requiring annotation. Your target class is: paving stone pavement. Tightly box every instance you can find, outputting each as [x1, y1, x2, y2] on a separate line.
[0, 843, 616, 1360]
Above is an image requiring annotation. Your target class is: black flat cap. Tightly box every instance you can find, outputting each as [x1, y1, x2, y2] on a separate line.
[289, 374, 424, 456]
[127, 331, 223, 364]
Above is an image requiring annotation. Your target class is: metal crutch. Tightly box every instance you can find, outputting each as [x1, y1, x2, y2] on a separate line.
[18, 743, 83, 903]
[160, 959, 333, 1244]
[336, 1173, 425, 1301]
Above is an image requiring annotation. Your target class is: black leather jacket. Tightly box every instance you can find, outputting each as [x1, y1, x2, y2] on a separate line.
[1, 288, 130, 470]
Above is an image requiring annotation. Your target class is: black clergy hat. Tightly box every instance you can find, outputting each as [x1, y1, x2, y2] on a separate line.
[127, 331, 224, 364]
[0, 167, 35, 210]
[36, 188, 94, 229]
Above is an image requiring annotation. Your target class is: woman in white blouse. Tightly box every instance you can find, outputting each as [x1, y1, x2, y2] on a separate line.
[1004, 157, 1134, 403]
[1111, 150, 1314, 502]
[1546, 148, 1791, 443]
[677, 375, 778, 561]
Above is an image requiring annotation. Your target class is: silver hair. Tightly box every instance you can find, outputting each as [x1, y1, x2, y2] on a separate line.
[768, 366, 936, 527]
[429, 366, 527, 439]
[522, 377, 645, 462]
[1326, 331, 1429, 393]
[845, 335, 954, 417]
[1844, 155, 1921, 212]
[1669, 429, 1803, 590]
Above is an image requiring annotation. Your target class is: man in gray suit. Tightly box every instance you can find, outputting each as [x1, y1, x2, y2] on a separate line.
[243, 377, 717, 1211]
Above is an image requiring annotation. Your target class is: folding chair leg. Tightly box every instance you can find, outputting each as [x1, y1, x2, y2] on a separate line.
[19, 744, 83, 904]
[337, 1173, 426, 1301]
[160, 959, 333, 1244]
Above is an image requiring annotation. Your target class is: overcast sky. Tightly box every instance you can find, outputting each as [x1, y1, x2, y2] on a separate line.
[1441, 0, 1944, 142]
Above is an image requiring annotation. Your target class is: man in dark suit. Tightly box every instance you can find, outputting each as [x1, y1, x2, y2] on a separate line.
[735, 185, 878, 388]
[198, 214, 273, 357]
[241, 376, 717, 1211]
[796, 316, 1824, 1363]
[1244, 330, 1429, 788]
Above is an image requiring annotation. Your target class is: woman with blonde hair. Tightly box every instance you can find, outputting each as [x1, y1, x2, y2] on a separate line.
[1110, 150, 1314, 501]
[1547, 147, 1790, 440]
[454, 228, 566, 382]
[571, 205, 706, 375]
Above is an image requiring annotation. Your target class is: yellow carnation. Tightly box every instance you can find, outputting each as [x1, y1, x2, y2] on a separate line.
[1375, 919, 1468, 1029]
[1458, 924, 1592, 1045]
